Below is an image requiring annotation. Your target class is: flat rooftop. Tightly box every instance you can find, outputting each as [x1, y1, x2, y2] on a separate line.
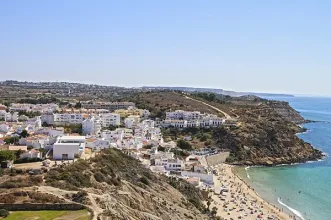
[57, 136, 86, 143]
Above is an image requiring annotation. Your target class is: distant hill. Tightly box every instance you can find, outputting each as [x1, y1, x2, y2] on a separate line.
[142, 86, 294, 98]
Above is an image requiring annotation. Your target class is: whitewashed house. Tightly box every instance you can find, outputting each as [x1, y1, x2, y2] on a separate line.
[19, 149, 42, 160]
[154, 158, 184, 171]
[41, 111, 55, 125]
[53, 136, 86, 160]
[0, 124, 10, 133]
[101, 129, 124, 142]
[25, 116, 42, 130]
[124, 115, 140, 128]
[82, 117, 101, 135]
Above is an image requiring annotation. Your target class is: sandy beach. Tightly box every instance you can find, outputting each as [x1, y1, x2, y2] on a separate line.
[209, 164, 298, 220]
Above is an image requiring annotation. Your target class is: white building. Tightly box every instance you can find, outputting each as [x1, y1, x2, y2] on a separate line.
[10, 103, 58, 113]
[101, 129, 124, 142]
[54, 113, 83, 125]
[187, 120, 199, 128]
[86, 138, 110, 150]
[19, 149, 42, 160]
[141, 109, 151, 118]
[154, 158, 184, 171]
[25, 116, 42, 130]
[0, 112, 19, 122]
[82, 117, 101, 135]
[53, 136, 86, 160]
[142, 119, 155, 128]
[166, 110, 201, 120]
[81, 102, 135, 111]
[41, 111, 55, 125]
[162, 120, 187, 128]
[124, 115, 140, 128]
[99, 113, 120, 127]
[0, 124, 10, 133]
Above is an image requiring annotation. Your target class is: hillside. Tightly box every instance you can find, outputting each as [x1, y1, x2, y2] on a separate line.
[123, 91, 223, 118]
[44, 148, 208, 220]
[125, 91, 323, 165]
[0, 149, 208, 220]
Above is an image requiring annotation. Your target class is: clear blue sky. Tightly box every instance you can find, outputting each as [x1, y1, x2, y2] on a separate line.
[1, 1, 330, 95]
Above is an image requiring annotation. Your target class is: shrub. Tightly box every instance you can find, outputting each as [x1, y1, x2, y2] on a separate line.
[176, 139, 192, 150]
[140, 176, 149, 185]
[0, 209, 9, 218]
[14, 158, 42, 164]
[0, 194, 16, 203]
[94, 172, 106, 183]
[72, 191, 88, 203]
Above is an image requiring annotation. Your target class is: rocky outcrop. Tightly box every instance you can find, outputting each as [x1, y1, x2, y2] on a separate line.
[215, 101, 324, 165]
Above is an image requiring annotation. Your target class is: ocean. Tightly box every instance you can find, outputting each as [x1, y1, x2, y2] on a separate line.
[237, 96, 331, 220]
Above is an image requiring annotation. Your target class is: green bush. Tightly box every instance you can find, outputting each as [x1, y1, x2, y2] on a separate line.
[176, 139, 192, 150]
[14, 158, 42, 164]
[140, 176, 149, 185]
[0, 209, 9, 217]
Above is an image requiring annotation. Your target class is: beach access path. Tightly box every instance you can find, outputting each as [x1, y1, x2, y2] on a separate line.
[209, 164, 293, 220]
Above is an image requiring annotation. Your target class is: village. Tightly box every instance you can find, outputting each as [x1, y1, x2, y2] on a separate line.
[0, 101, 233, 190]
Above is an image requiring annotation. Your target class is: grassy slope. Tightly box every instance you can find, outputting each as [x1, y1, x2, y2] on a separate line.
[5, 210, 89, 220]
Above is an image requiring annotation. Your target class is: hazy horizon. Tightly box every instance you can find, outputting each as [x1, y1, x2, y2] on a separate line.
[1, 1, 331, 95]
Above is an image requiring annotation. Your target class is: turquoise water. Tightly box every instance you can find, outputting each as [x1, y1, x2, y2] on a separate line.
[242, 97, 331, 220]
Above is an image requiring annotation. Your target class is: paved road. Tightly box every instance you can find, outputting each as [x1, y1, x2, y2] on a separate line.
[185, 96, 232, 119]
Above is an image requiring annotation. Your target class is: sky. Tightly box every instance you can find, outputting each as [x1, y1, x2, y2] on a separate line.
[0, 1, 331, 95]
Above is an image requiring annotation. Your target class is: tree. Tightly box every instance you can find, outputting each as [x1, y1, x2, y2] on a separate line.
[20, 130, 29, 138]
[74, 102, 82, 109]
[15, 149, 24, 159]
[176, 139, 192, 150]
[4, 136, 19, 145]
[207, 200, 211, 210]
[0, 151, 16, 162]
[42, 122, 50, 127]
[0, 209, 9, 218]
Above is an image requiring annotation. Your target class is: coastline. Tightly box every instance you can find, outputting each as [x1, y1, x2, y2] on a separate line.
[210, 164, 294, 220]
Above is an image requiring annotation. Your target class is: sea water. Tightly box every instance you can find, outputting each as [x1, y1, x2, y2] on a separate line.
[238, 97, 331, 220]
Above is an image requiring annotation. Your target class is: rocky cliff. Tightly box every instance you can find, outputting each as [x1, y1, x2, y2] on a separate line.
[217, 100, 323, 165]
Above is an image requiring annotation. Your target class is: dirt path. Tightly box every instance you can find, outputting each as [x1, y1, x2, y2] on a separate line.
[38, 186, 102, 220]
[184, 96, 232, 119]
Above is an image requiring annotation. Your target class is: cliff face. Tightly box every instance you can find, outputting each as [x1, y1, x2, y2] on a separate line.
[267, 101, 306, 124]
[220, 101, 323, 165]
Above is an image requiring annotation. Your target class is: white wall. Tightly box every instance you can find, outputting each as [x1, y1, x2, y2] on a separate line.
[181, 171, 214, 185]
[53, 143, 80, 160]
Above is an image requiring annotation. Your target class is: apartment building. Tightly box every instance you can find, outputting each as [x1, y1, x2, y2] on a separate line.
[82, 117, 102, 135]
[54, 113, 83, 125]
[81, 102, 135, 111]
[99, 113, 120, 127]
[162, 119, 187, 128]
[0, 111, 18, 122]
[166, 110, 201, 120]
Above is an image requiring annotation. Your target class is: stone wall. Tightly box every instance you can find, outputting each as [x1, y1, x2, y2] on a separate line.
[206, 152, 230, 166]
